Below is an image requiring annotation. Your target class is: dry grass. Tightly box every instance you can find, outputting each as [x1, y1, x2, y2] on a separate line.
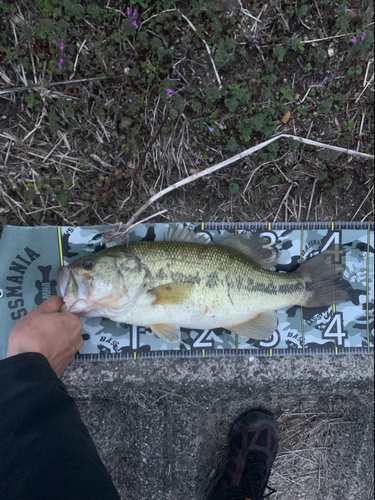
[270, 405, 347, 499]
[0, 0, 374, 235]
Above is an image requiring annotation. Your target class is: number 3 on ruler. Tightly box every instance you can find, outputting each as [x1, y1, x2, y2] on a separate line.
[321, 312, 348, 347]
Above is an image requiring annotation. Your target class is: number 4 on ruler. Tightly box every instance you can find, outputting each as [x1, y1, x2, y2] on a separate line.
[322, 312, 348, 347]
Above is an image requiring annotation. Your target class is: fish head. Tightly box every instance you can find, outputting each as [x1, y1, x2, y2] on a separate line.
[58, 246, 148, 317]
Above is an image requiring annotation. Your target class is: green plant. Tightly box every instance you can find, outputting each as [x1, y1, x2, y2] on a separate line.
[236, 122, 251, 143]
[315, 50, 327, 64]
[287, 38, 305, 53]
[226, 136, 238, 152]
[279, 87, 293, 102]
[297, 106, 307, 117]
[317, 166, 327, 180]
[273, 46, 287, 62]
[249, 202, 260, 214]
[228, 182, 239, 195]
[304, 63, 312, 72]
[228, 84, 250, 103]
[297, 5, 308, 16]
[250, 109, 277, 138]
[262, 74, 277, 87]
[317, 98, 332, 114]
[349, 30, 374, 60]
[333, 5, 349, 34]
[287, 138, 300, 151]
[26, 92, 40, 109]
[343, 120, 357, 132]
[47, 112, 60, 133]
[224, 84, 250, 112]
[214, 37, 234, 69]
[206, 87, 221, 104]
[329, 174, 352, 195]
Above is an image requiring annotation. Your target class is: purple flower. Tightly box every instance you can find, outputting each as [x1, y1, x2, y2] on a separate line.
[166, 88, 176, 96]
[329, 66, 336, 73]
[126, 7, 138, 28]
[195, 154, 201, 165]
[167, 75, 180, 81]
[350, 35, 357, 44]
[204, 122, 214, 133]
[321, 75, 329, 86]
[361, 32, 366, 43]
[60, 42, 64, 53]
[58, 58, 64, 70]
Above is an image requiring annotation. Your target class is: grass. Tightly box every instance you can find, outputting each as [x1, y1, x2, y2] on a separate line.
[0, 0, 374, 233]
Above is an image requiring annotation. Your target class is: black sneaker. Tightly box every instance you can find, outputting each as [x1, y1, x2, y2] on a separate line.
[205, 409, 279, 500]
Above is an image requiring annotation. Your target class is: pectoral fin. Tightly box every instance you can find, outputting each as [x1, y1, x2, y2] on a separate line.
[149, 282, 194, 305]
[228, 311, 277, 339]
[150, 323, 181, 342]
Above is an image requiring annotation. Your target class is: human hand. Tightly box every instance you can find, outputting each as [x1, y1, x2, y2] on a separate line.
[7, 296, 83, 376]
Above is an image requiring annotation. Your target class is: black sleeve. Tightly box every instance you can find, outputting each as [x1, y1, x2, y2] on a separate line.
[0, 353, 120, 500]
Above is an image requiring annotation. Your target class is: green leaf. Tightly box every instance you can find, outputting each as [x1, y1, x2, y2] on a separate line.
[26, 92, 39, 109]
[206, 87, 221, 104]
[228, 182, 239, 195]
[315, 50, 327, 64]
[64, 107, 74, 119]
[57, 192, 69, 206]
[47, 112, 60, 133]
[317, 98, 333, 114]
[273, 46, 287, 62]
[224, 98, 239, 113]
[226, 137, 238, 152]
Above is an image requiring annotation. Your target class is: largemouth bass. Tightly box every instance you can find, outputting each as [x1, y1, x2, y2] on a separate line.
[58, 226, 353, 342]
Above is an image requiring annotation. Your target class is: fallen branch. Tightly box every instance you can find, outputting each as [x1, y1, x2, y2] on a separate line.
[101, 133, 374, 243]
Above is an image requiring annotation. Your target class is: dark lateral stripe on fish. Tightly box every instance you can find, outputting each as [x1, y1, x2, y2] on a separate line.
[223, 276, 305, 295]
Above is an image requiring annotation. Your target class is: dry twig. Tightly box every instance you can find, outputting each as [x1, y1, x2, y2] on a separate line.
[102, 133, 374, 242]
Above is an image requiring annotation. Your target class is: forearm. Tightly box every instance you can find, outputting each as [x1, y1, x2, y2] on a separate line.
[0, 353, 120, 500]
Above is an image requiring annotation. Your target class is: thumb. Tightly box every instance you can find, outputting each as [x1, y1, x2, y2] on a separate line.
[34, 296, 64, 314]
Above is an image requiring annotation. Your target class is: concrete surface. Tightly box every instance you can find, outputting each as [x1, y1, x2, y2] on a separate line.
[62, 355, 374, 500]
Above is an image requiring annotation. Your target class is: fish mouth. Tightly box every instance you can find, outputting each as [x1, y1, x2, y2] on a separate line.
[58, 266, 90, 313]
[58, 266, 71, 297]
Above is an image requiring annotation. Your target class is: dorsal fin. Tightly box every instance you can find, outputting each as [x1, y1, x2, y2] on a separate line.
[219, 233, 279, 268]
[164, 224, 210, 244]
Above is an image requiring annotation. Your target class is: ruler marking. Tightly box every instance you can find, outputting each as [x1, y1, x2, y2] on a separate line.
[57, 227, 64, 266]
[300, 223, 305, 355]
[332, 222, 337, 317]
[366, 221, 371, 353]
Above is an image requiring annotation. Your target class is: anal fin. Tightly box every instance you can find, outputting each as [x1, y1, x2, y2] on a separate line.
[150, 323, 181, 342]
[228, 311, 277, 340]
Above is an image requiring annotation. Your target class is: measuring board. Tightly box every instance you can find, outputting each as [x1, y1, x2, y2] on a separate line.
[0, 222, 373, 360]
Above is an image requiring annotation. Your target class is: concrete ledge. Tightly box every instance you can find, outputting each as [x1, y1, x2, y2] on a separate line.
[62, 355, 374, 500]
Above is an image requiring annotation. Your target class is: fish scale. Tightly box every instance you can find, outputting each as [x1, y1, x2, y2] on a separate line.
[59, 230, 353, 342]
[67, 241, 307, 331]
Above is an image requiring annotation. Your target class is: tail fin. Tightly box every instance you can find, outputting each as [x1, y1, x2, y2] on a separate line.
[296, 245, 353, 308]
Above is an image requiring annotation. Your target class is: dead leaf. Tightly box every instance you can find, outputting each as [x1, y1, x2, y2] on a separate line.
[282, 111, 291, 124]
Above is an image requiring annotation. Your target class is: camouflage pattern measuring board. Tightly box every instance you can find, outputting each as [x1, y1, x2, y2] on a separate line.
[0, 222, 373, 360]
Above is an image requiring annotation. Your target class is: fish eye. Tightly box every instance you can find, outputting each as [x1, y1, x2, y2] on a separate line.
[82, 259, 93, 270]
